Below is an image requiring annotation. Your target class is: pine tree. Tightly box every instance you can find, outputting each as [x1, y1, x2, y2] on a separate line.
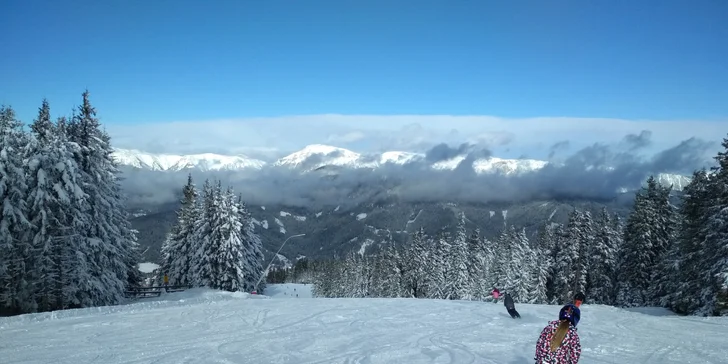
[672, 169, 711, 314]
[372, 243, 401, 297]
[191, 179, 215, 287]
[617, 176, 674, 307]
[480, 234, 497, 295]
[698, 136, 728, 315]
[530, 238, 549, 304]
[535, 222, 560, 303]
[648, 181, 677, 305]
[554, 210, 584, 304]
[24, 103, 89, 312]
[445, 213, 469, 300]
[0, 105, 32, 313]
[161, 174, 199, 286]
[426, 229, 450, 299]
[198, 181, 226, 289]
[217, 187, 247, 292]
[588, 207, 619, 305]
[239, 196, 264, 292]
[65, 91, 134, 307]
[509, 227, 532, 302]
[466, 229, 484, 300]
[490, 227, 511, 292]
[404, 227, 429, 298]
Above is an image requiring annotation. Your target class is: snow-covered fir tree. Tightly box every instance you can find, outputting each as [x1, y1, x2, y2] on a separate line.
[24, 103, 88, 312]
[65, 90, 134, 307]
[191, 179, 215, 287]
[445, 214, 470, 300]
[161, 174, 199, 286]
[371, 243, 402, 297]
[238, 196, 265, 293]
[535, 222, 560, 304]
[490, 227, 512, 292]
[404, 227, 430, 298]
[427, 229, 451, 299]
[465, 229, 485, 300]
[617, 176, 674, 307]
[509, 227, 532, 302]
[529, 226, 551, 304]
[0, 93, 139, 315]
[553, 210, 582, 304]
[0, 105, 32, 314]
[163, 177, 265, 293]
[698, 137, 728, 315]
[587, 207, 620, 305]
[647, 181, 677, 306]
[216, 187, 248, 292]
[672, 169, 712, 314]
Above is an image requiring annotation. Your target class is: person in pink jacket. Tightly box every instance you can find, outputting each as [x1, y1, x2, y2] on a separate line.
[491, 288, 500, 303]
[534, 304, 581, 363]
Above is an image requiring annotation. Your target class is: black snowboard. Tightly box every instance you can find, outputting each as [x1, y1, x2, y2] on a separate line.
[507, 308, 521, 319]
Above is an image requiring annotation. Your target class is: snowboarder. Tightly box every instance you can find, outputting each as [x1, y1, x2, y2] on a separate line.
[492, 288, 501, 303]
[503, 292, 521, 318]
[573, 292, 585, 308]
[534, 304, 581, 364]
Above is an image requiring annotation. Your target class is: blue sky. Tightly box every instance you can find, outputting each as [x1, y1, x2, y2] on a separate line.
[1, 0, 727, 158]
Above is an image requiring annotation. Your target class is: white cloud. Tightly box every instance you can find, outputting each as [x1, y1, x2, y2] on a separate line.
[106, 114, 728, 160]
[326, 131, 366, 144]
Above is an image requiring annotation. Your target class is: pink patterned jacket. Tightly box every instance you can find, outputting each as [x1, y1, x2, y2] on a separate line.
[534, 320, 581, 364]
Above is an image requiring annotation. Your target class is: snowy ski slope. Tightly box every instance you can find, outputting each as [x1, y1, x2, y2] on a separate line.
[1, 284, 727, 363]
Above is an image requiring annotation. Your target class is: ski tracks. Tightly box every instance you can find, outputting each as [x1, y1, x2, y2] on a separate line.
[5, 294, 728, 364]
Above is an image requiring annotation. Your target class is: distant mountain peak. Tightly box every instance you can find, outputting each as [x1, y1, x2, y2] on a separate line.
[112, 146, 693, 191]
[273, 144, 364, 169]
[112, 148, 267, 172]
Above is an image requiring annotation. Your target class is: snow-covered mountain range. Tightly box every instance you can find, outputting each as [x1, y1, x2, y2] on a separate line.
[111, 144, 692, 189]
[111, 148, 266, 171]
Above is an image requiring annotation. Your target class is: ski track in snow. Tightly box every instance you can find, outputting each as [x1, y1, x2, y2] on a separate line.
[2, 285, 727, 364]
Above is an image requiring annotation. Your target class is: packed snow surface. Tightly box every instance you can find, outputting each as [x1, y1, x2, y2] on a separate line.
[2, 286, 727, 363]
[263, 283, 313, 298]
[137, 262, 160, 273]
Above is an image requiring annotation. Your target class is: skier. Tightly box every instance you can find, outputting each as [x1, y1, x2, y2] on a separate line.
[492, 287, 501, 303]
[573, 292, 585, 308]
[534, 304, 581, 364]
[504, 292, 521, 318]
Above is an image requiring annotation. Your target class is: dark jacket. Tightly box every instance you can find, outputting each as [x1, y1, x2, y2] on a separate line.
[504, 293, 515, 310]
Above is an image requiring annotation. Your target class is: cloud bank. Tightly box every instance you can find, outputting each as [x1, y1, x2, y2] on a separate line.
[119, 132, 719, 209]
[106, 114, 728, 161]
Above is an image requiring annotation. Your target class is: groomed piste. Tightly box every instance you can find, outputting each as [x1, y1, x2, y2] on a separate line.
[1, 284, 726, 363]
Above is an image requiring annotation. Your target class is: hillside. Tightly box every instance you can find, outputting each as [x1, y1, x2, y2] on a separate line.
[121, 143, 693, 264]
[130, 198, 635, 264]
[2, 286, 726, 363]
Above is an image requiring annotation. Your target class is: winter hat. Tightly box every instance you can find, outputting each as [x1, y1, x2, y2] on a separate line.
[559, 304, 580, 327]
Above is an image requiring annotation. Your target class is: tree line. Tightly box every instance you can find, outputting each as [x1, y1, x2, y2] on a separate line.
[0, 92, 141, 315]
[160, 175, 266, 293]
[310, 138, 728, 316]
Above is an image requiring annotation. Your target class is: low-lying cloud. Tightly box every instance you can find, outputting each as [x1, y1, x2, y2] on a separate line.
[106, 114, 728, 161]
[119, 133, 719, 209]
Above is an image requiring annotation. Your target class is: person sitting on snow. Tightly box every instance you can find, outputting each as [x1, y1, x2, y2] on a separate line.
[534, 304, 582, 364]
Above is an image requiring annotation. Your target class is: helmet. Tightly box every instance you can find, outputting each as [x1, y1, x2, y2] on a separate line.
[559, 304, 580, 327]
